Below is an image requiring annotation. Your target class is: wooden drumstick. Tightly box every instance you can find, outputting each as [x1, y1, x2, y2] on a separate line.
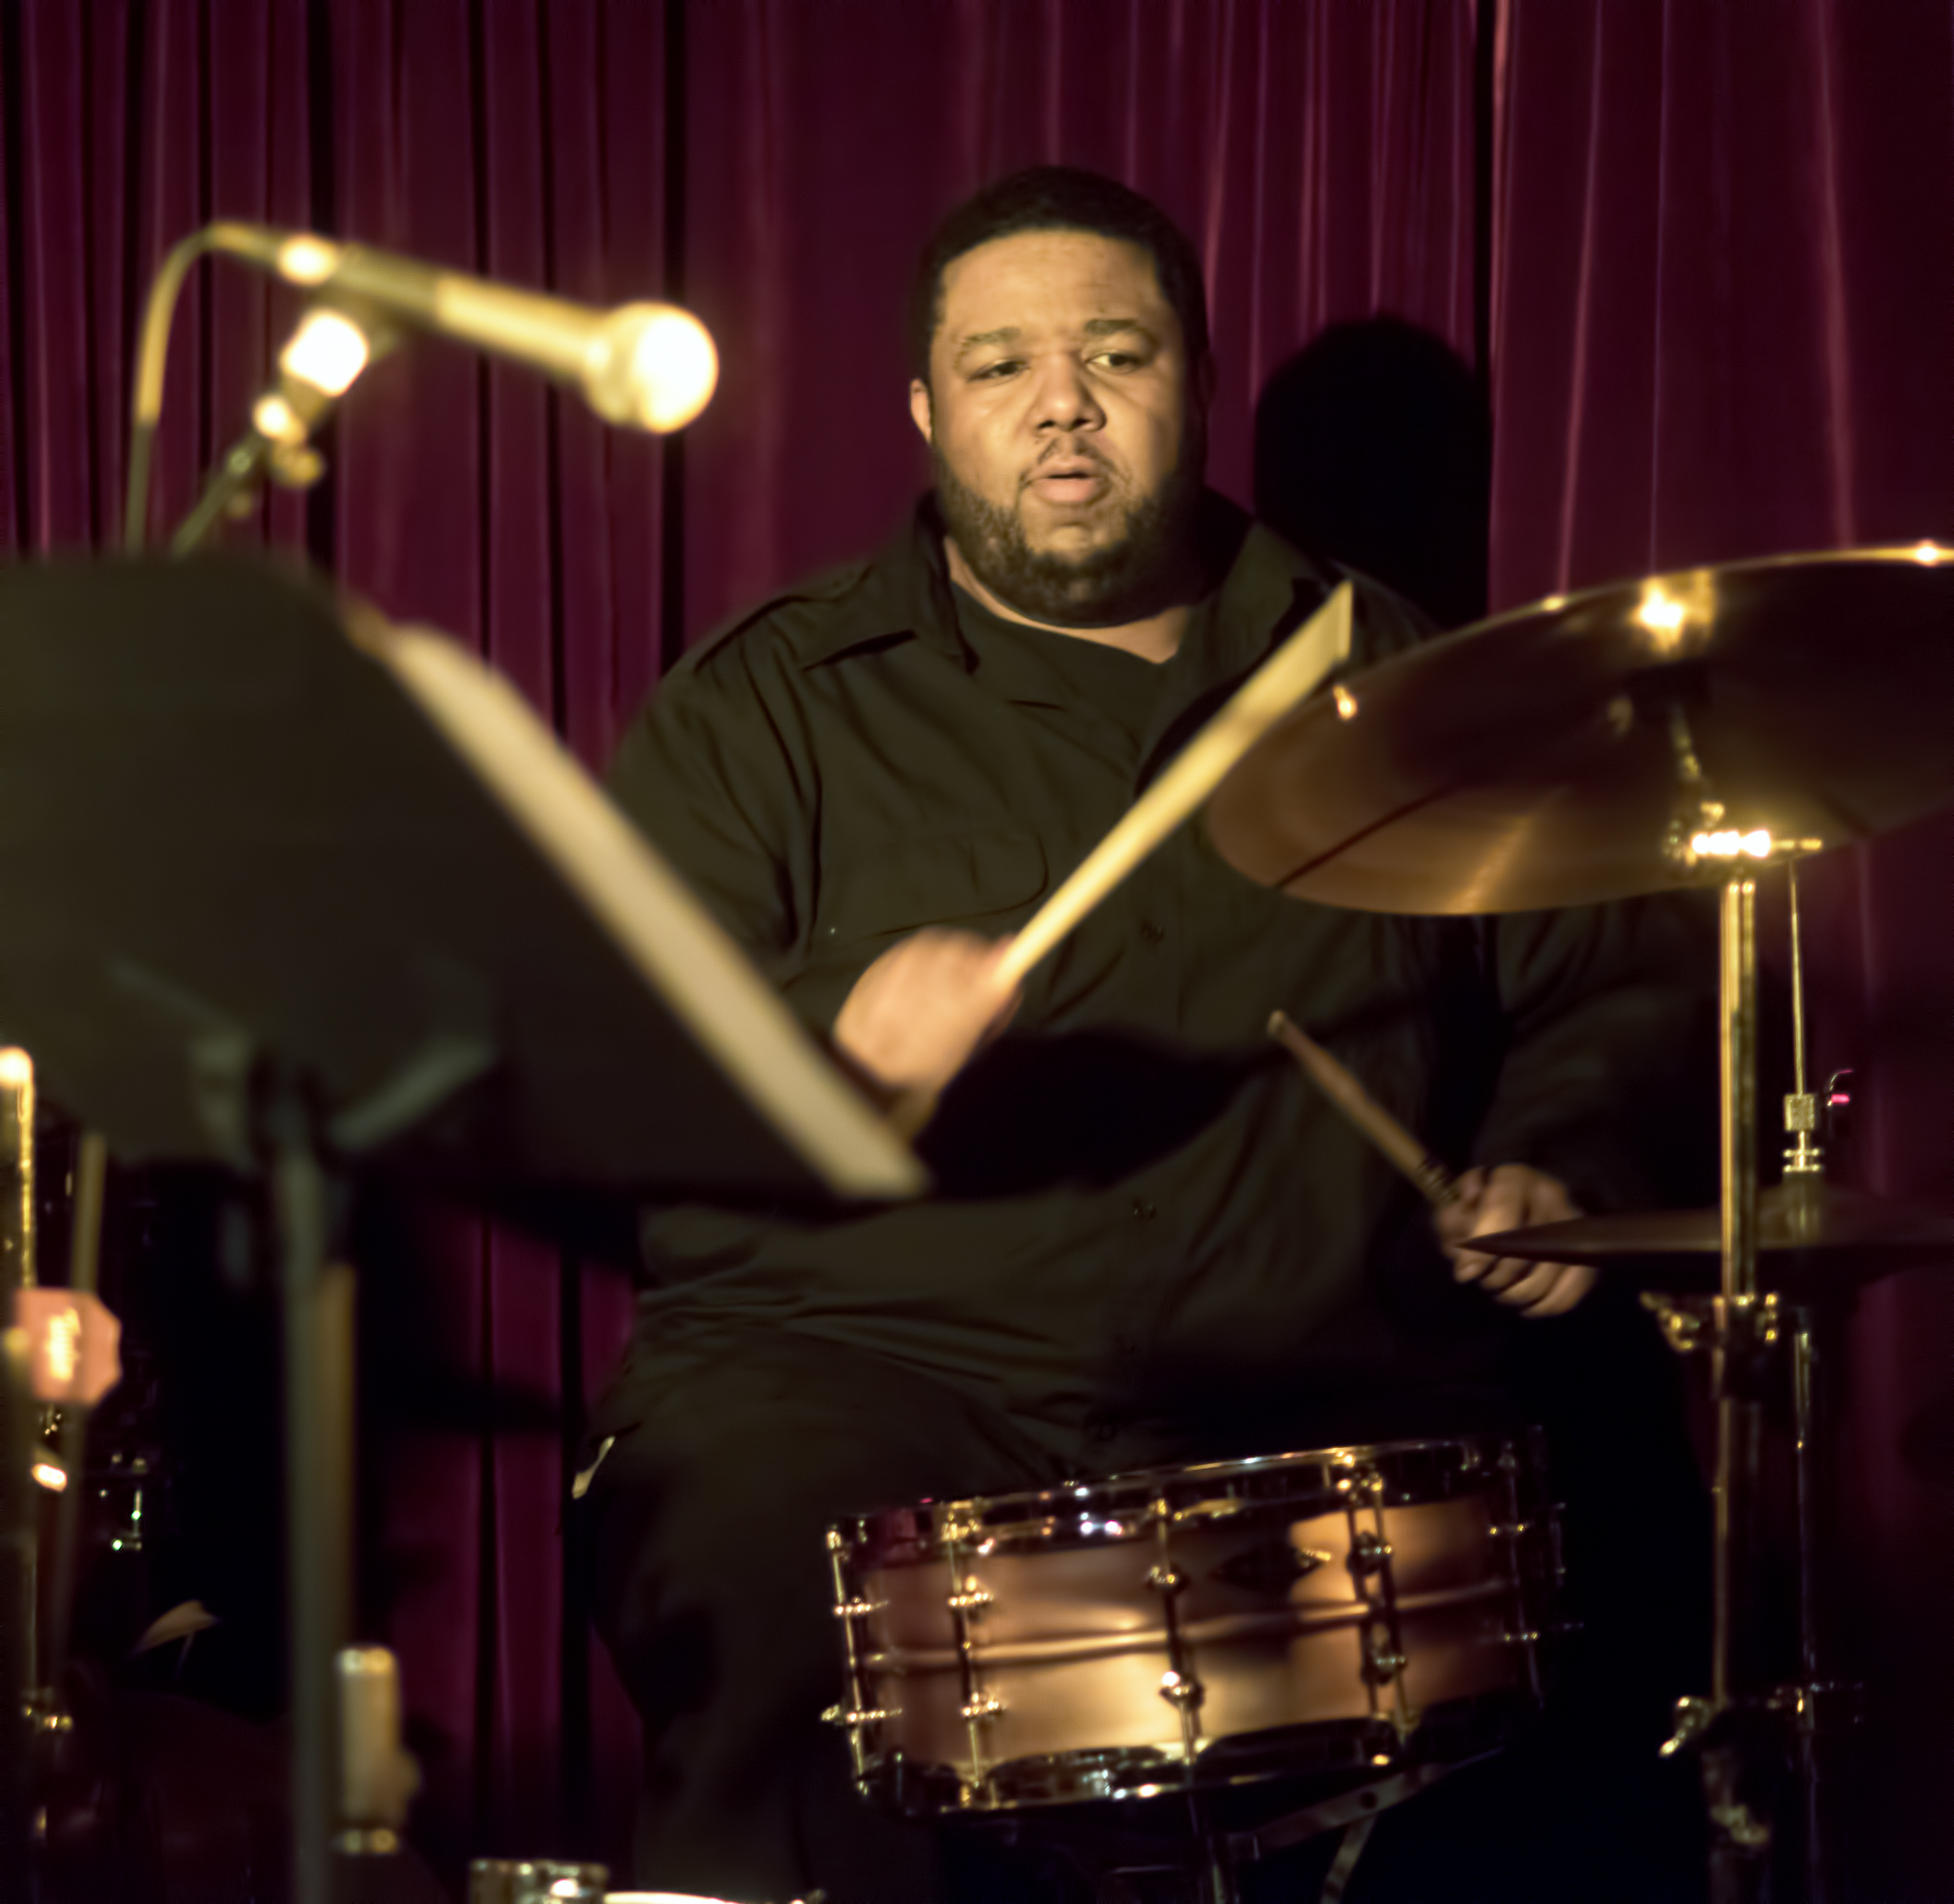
[991, 582, 1354, 989]
[1266, 1008, 1461, 1209]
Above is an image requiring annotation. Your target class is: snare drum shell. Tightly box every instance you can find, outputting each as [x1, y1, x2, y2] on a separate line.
[861, 1494, 1516, 1770]
[830, 1437, 1544, 1805]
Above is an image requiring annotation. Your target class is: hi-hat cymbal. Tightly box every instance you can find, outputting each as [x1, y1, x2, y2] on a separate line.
[1206, 546, 1954, 913]
[1469, 1179, 1954, 1296]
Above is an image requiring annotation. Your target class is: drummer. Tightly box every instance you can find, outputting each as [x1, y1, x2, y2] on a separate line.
[589, 167, 1711, 1903]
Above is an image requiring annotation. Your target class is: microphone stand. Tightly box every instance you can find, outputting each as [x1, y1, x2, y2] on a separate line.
[169, 305, 388, 557]
[169, 378, 335, 557]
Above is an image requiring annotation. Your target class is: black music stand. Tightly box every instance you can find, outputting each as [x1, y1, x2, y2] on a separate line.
[0, 556, 924, 1904]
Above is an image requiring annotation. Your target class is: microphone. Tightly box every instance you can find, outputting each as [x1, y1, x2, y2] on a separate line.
[201, 221, 718, 433]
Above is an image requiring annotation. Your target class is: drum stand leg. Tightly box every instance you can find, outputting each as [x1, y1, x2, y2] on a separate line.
[1187, 1794, 1237, 1904]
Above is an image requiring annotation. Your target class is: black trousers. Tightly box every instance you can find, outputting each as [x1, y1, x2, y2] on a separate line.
[582, 1313, 1709, 1904]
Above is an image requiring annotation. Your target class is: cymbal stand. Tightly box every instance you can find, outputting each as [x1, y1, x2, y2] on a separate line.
[1698, 868, 1776, 1903]
[1658, 843, 1848, 1904]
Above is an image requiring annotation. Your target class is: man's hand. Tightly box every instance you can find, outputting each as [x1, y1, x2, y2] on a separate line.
[1435, 1164, 1596, 1319]
[832, 929, 1020, 1097]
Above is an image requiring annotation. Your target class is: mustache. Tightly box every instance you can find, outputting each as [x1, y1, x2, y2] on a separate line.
[1024, 439, 1113, 483]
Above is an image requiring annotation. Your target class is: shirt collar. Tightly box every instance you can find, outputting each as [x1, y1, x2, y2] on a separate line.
[794, 495, 971, 669]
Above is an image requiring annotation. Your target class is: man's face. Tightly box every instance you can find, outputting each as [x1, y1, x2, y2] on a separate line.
[910, 228, 1205, 626]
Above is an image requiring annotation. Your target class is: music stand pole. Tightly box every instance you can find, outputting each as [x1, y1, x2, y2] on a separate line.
[270, 1083, 355, 1904]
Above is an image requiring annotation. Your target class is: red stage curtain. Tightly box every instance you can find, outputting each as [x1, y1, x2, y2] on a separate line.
[1489, 6, 1954, 1895]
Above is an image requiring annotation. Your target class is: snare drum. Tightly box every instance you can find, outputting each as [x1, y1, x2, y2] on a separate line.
[825, 1435, 1553, 1814]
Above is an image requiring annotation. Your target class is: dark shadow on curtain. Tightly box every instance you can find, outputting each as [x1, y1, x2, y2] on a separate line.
[1252, 316, 1490, 631]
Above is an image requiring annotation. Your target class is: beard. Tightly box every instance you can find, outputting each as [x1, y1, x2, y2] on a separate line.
[932, 442, 1203, 628]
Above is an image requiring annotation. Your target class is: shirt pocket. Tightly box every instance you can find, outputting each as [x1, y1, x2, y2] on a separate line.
[815, 828, 1050, 951]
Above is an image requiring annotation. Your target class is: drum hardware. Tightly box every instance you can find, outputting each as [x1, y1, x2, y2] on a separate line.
[1148, 1494, 1206, 1761]
[1478, 857, 1873, 1904]
[827, 1433, 1549, 1857]
[940, 1503, 1002, 1801]
[828, 1439, 1547, 1903]
[1489, 1443, 1558, 1693]
[1337, 1470, 1416, 1735]
[824, 1524, 891, 1786]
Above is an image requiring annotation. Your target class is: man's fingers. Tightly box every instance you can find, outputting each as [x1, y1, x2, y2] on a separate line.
[1493, 1259, 1568, 1307]
[1518, 1263, 1598, 1319]
[833, 928, 1022, 1094]
[1449, 1168, 1530, 1282]
[1473, 1254, 1535, 1294]
[1440, 1166, 1591, 1315]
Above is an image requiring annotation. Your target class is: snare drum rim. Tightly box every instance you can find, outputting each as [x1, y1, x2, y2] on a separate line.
[832, 1431, 1533, 1562]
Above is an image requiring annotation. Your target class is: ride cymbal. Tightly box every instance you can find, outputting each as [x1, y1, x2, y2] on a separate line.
[1206, 546, 1954, 913]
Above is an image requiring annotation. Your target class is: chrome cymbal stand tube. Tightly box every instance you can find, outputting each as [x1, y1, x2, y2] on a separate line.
[1658, 846, 1855, 1904]
[1654, 690, 1847, 1901]
[1706, 871, 1773, 1901]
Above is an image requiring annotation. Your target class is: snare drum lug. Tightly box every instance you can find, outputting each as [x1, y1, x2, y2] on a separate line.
[1660, 1695, 1718, 1757]
[831, 1597, 885, 1618]
[1146, 1564, 1186, 1596]
[946, 1585, 992, 1612]
[1158, 1669, 1205, 1711]
[821, 1703, 894, 1729]
[958, 1696, 1005, 1721]
[1641, 1290, 1708, 1356]
[1349, 1529, 1393, 1573]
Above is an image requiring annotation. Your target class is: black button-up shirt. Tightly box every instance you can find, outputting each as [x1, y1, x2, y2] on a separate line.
[607, 495, 1710, 1454]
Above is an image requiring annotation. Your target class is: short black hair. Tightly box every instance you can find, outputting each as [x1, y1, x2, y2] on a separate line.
[907, 166, 1210, 385]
